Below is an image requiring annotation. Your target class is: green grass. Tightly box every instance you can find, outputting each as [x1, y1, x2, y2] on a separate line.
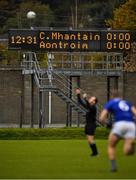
[0, 139, 136, 179]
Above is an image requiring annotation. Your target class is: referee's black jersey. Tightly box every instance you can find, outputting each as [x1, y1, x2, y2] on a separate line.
[77, 94, 97, 125]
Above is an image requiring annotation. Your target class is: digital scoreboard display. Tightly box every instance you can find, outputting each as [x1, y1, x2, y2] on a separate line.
[8, 29, 134, 52]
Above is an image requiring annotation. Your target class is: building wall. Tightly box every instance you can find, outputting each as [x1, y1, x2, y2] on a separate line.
[0, 70, 22, 126]
[123, 72, 136, 105]
[0, 69, 135, 127]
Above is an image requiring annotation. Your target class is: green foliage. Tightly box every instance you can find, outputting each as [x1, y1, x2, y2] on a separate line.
[106, 0, 136, 30]
[0, 0, 13, 33]
[0, 43, 19, 65]
[2, 0, 55, 32]
[37, 53, 48, 67]
[0, 0, 128, 33]
[0, 127, 109, 140]
[53, 0, 111, 28]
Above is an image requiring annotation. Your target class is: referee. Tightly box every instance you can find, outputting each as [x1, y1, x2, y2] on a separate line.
[76, 88, 98, 156]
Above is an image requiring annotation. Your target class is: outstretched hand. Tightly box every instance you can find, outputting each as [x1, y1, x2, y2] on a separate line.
[75, 88, 81, 95]
[83, 93, 87, 98]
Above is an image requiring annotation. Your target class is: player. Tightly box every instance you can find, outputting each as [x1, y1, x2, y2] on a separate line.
[76, 88, 98, 156]
[99, 90, 136, 172]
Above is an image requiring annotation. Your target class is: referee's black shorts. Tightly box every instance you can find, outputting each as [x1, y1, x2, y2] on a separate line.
[85, 123, 96, 136]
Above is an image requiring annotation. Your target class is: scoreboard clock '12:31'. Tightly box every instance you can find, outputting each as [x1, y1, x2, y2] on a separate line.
[10, 35, 37, 44]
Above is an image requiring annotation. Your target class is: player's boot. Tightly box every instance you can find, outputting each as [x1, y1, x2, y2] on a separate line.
[111, 167, 117, 172]
[90, 153, 98, 156]
[90, 143, 98, 156]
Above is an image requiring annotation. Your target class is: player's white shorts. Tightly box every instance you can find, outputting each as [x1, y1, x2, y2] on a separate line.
[111, 121, 136, 138]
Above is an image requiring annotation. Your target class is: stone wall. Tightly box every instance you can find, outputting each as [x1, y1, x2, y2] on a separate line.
[123, 72, 136, 105]
[0, 69, 135, 127]
[0, 70, 22, 126]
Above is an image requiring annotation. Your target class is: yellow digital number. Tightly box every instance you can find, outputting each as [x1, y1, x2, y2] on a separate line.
[119, 42, 124, 49]
[107, 33, 112, 41]
[16, 36, 22, 44]
[33, 36, 37, 44]
[26, 36, 33, 44]
[118, 33, 124, 41]
[107, 42, 112, 49]
[125, 33, 131, 41]
[125, 42, 131, 49]
[11, 36, 15, 44]
[118, 42, 131, 50]
[119, 33, 131, 41]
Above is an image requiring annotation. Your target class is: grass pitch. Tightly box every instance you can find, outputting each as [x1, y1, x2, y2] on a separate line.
[0, 139, 136, 179]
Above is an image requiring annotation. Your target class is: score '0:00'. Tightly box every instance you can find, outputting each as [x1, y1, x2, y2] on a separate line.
[107, 42, 131, 50]
[107, 33, 131, 41]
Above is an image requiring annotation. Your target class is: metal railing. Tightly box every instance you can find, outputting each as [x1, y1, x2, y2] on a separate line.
[21, 52, 107, 126]
[52, 58, 123, 76]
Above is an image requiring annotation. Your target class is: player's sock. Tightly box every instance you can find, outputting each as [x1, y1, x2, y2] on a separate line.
[110, 160, 117, 172]
[90, 143, 98, 156]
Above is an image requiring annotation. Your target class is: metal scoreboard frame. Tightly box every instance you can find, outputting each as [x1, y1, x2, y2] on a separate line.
[8, 29, 134, 52]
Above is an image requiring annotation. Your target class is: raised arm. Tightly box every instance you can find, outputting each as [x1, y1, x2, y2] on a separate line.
[75, 89, 88, 109]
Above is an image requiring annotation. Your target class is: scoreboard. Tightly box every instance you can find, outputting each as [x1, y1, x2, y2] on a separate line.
[8, 29, 134, 52]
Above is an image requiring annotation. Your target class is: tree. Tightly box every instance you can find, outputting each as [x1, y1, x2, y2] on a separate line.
[0, 42, 19, 65]
[0, 0, 128, 32]
[51, 0, 127, 29]
[106, 0, 136, 30]
[0, 0, 17, 33]
[2, 0, 55, 32]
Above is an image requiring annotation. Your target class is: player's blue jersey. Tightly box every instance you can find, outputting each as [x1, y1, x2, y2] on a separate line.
[104, 98, 134, 122]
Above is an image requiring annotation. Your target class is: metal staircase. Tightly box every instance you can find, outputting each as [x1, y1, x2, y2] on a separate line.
[21, 52, 103, 126]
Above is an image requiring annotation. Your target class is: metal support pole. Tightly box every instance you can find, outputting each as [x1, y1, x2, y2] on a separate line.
[49, 91, 52, 125]
[75, 0, 78, 29]
[19, 75, 24, 128]
[69, 76, 72, 127]
[42, 91, 46, 128]
[28, 52, 33, 71]
[19, 93, 23, 128]
[66, 103, 69, 127]
[31, 74, 34, 128]
[107, 76, 119, 101]
[67, 105, 72, 127]
[39, 91, 45, 128]
[114, 76, 119, 90]
[120, 54, 125, 98]
[107, 76, 110, 101]
[122, 71, 126, 99]
[39, 91, 43, 128]
[77, 76, 80, 127]
[66, 76, 69, 127]
[66, 76, 72, 127]
[47, 53, 54, 126]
